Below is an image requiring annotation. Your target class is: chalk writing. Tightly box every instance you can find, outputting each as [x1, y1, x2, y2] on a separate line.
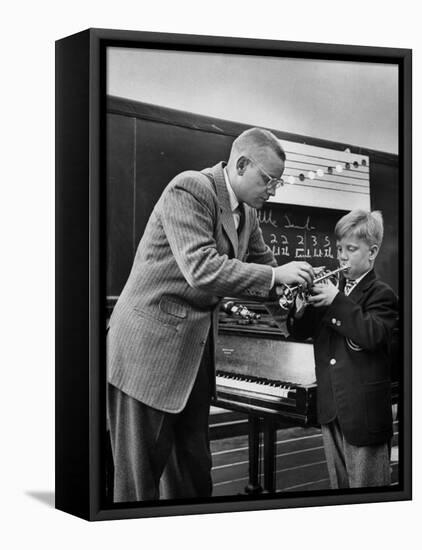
[257, 209, 278, 227]
[258, 206, 341, 268]
[266, 232, 335, 260]
[284, 215, 316, 231]
[270, 234, 290, 257]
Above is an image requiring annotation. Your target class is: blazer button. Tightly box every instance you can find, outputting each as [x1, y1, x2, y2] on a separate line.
[336, 320, 342, 326]
[200, 340, 206, 346]
[329, 358, 336, 366]
[331, 318, 337, 325]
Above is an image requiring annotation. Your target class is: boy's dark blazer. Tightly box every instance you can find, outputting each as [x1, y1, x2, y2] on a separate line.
[289, 269, 398, 446]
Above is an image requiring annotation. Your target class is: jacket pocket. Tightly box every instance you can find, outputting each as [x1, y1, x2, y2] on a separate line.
[133, 297, 187, 331]
[364, 380, 392, 433]
[159, 297, 187, 319]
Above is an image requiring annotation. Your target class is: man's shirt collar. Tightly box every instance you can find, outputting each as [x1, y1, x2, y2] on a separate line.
[223, 167, 239, 213]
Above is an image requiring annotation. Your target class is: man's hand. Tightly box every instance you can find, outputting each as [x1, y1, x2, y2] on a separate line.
[306, 279, 339, 308]
[274, 261, 314, 287]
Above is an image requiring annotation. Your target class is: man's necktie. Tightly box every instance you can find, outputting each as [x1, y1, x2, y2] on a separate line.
[344, 279, 356, 296]
[236, 204, 245, 234]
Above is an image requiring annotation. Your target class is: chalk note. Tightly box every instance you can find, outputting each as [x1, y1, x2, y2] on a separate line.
[257, 203, 348, 270]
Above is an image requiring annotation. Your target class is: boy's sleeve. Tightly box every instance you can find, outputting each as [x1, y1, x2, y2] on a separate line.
[321, 284, 398, 350]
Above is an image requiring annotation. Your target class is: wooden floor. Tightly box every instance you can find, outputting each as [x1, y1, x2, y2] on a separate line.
[210, 408, 399, 496]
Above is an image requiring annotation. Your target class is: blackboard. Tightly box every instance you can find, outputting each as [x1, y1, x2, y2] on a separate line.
[257, 203, 348, 271]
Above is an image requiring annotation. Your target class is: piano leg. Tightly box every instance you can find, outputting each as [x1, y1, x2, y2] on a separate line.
[263, 420, 276, 493]
[244, 415, 263, 494]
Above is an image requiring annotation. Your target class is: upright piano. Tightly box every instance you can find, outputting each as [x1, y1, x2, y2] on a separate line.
[215, 300, 317, 421]
[213, 300, 316, 493]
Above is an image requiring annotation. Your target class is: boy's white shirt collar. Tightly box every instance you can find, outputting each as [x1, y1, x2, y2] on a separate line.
[350, 268, 372, 285]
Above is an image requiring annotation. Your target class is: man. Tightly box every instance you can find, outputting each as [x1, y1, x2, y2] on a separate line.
[107, 127, 314, 502]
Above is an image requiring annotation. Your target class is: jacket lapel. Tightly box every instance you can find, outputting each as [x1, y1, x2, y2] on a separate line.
[210, 163, 239, 256]
[346, 269, 376, 304]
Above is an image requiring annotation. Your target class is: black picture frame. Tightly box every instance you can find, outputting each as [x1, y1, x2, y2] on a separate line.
[55, 28, 412, 521]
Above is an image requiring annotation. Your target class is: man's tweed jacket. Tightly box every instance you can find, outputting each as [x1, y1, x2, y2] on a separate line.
[108, 162, 277, 413]
[288, 270, 398, 446]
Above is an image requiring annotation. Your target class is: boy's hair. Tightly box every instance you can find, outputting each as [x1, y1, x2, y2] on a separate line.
[335, 209, 384, 247]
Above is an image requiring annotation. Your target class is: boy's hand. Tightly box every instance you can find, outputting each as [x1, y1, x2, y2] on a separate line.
[307, 279, 339, 308]
[293, 294, 307, 319]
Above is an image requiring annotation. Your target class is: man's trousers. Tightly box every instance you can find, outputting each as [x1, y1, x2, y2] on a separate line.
[107, 340, 213, 502]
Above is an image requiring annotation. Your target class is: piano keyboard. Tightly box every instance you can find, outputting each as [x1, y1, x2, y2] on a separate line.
[214, 370, 317, 425]
[216, 372, 295, 400]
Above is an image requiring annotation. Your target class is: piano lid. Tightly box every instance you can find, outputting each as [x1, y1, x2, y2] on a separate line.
[216, 332, 316, 386]
[217, 299, 316, 386]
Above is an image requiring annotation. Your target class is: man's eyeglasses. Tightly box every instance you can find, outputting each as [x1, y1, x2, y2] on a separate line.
[248, 156, 284, 190]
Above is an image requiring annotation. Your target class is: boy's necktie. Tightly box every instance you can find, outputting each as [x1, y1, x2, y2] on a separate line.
[344, 279, 357, 296]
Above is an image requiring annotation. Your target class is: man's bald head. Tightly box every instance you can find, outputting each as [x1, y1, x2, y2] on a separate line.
[229, 127, 286, 166]
[226, 127, 286, 209]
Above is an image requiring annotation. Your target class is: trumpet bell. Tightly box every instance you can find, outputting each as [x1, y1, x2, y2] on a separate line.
[278, 264, 350, 311]
[278, 286, 296, 310]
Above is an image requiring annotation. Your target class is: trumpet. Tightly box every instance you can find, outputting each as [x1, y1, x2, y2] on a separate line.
[278, 264, 351, 310]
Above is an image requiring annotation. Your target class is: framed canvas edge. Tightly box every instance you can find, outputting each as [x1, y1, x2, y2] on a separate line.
[55, 28, 412, 522]
[56, 29, 92, 521]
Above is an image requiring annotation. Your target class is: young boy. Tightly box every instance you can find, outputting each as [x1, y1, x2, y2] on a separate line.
[288, 210, 398, 488]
